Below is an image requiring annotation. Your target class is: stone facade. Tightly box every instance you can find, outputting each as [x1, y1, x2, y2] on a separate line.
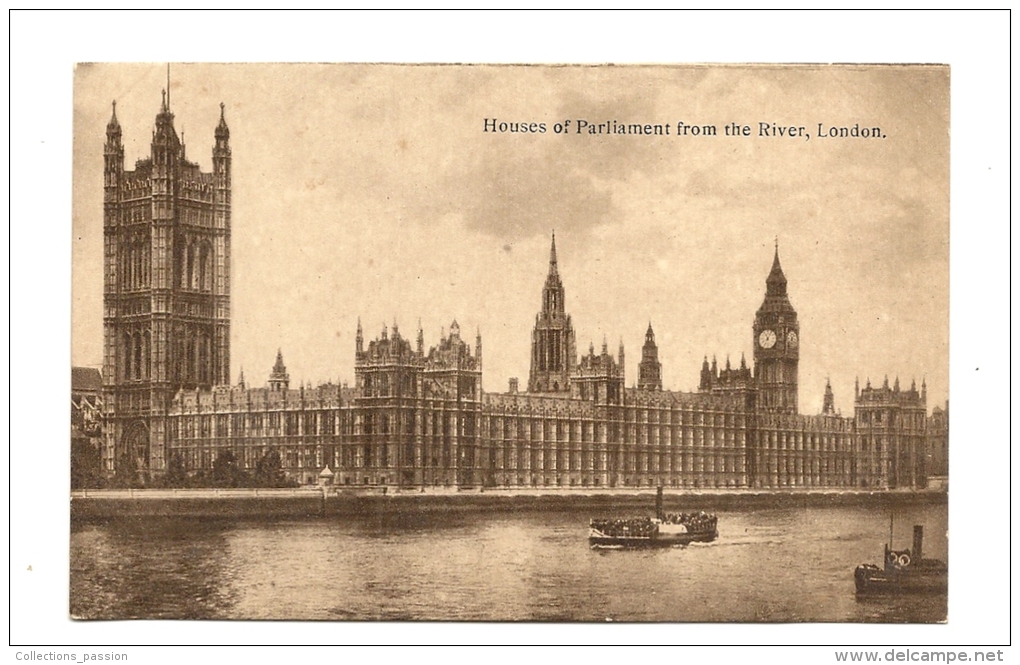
[165, 236, 937, 490]
[101, 94, 231, 481]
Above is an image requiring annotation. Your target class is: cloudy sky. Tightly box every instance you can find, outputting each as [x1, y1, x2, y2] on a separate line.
[73, 62, 949, 413]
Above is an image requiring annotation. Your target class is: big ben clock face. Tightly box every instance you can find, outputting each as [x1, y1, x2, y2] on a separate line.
[758, 329, 777, 349]
[787, 331, 798, 348]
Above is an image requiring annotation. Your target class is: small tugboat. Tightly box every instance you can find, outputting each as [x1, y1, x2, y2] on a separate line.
[588, 487, 718, 548]
[854, 524, 948, 596]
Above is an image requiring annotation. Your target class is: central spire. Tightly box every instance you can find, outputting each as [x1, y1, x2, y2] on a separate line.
[541, 232, 564, 314]
[549, 231, 558, 276]
[529, 231, 576, 393]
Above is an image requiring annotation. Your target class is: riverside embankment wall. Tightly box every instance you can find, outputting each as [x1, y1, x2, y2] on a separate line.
[70, 487, 947, 521]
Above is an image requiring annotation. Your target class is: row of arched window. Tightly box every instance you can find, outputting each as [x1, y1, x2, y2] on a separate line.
[175, 239, 213, 292]
[120, 241, 150, 290]
[122, 330, 151, 381]
[172, 331, 214, 385]
[121, 329, 216, 385]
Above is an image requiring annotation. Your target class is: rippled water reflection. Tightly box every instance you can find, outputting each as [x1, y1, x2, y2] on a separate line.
[70, 504, 947, 622]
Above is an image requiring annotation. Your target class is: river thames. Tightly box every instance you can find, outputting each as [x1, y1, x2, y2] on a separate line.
[70, 501, 947, 622]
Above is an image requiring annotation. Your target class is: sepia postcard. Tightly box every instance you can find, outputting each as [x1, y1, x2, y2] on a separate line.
[66, 62, 956, 625]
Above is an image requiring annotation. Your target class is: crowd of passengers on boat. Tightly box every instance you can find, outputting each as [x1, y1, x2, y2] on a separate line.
[590, 512, 716, 538]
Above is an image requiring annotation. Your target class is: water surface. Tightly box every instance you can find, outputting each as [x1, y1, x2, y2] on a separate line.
[70, 504, 947, 622]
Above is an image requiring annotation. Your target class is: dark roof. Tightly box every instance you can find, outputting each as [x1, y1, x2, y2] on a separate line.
[72, 367, 102, 393]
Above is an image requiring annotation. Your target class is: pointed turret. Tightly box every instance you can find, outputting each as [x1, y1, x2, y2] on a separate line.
[237, 367, 246, 390]
[356, 318, 364, 355]
[269, 349, 290, 391]
[766, 242, 788, 297]
[638, 323, 662, 391]
[475, 328, 483, 369]
[153, 88, 178, 146]
[106, 100, 122, 141]
[104, 101, 124, 213]
[823, 378, 836, 415]
[700, 356, 712, 391]
[416, 319, 424, 356]
[215, 102, 230, 141]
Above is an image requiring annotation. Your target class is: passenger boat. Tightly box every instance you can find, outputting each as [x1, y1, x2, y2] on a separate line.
[588, 487, 718, 548]
[854, 524, 947, 596]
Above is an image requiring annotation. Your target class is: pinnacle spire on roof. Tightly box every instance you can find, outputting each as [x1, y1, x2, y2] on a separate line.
[106, 100, 122, 145]
[215, 102, 230, 140]
[766, 241, 788, 296]
[549, 231, 558, 275]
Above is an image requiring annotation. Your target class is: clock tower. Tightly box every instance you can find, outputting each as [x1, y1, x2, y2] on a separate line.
[753, 243, 799, 413]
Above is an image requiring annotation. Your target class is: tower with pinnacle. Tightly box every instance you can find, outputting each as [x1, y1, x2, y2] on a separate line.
[528, 233, 577, 393]
[102, 87, 231, 481]
[268, 349, 290, 391]
[752, 243, 799, 414]
[637, 323, 662, 391]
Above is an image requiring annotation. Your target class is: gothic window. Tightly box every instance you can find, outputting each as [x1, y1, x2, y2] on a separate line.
[186, 242, 196, 290]
[186, 334, 197, 383]
[199, 243, 211, 292]
[134, 241, 143, 289]
[122, 246, 132, 290]
[123, 331, 133, 380]
[143, 330, 151, 379]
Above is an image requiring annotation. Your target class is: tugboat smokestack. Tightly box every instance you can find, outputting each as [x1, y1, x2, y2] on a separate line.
[913, 525, 923, 563]
[656, 486, 664, 520]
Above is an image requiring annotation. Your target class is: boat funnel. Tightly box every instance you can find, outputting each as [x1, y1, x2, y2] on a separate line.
[656, 486, 664, 520]
[913, 525, 924, 562]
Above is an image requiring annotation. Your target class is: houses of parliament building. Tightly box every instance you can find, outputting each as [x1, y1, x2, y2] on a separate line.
[99, 94, 948, 490]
